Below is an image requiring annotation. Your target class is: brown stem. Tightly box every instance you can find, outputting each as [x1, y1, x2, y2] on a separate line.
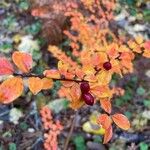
[13, 73, 88, 83]
[64, 111, 78, 150]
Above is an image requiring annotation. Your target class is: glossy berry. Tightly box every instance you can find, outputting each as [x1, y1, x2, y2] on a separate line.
[82, 93, 94, 106]
[103, 62, 112, 70]
[80, 82, 90, 93]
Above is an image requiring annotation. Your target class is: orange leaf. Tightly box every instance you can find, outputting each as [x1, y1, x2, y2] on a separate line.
[0, 77, 23, 104]
[70, 83, 81, 100]
[61, 81, 74, 88]
[75, 68, 85, 79]
[58, 86, 72, 100]
[42, 78, 53, 90]
[97, 114, 112, 130]
[103, 125, 113, 144]
[112, 113, 130, 130]
[143, 50, 150, 58]
[28, 77, 43, 95]
[91, 84, 112, 99]
[100, 98, 112, 114]
[0, 57, 14, 75]
[63, 72, 75, 79]
[43, 69, 60, 79]
[12, 51, 32, 73]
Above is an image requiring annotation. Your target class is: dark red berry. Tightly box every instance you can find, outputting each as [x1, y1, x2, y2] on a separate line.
[82, 93, 94, 106]
[103, 62, 112, 70]
[80, 82, 90, 93]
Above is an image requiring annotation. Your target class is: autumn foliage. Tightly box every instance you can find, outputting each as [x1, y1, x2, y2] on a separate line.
[0, 0, 150, 147]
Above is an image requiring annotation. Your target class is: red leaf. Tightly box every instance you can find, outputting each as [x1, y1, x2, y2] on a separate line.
[112, 113, 130, 130]
[12, 51, 33, 73]
[0, 57, 14, 75]
[100, 98, 112, 114]
[144, 40, 150, 49]
[97, 114, 112, 130]
[103, 125, 113, 144]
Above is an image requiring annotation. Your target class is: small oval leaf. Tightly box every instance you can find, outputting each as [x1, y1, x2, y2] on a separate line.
[0, 77, 23, 104]
[28, 77, 43, 95]
[100, 98, 112, 114]
[0, 57, 14, 75]
[103, 125, 113, 144]
[12, 51, 33, 73]
[43, 69, 60, 79]
[112, 113, 130, 130]
[97, 114, 112, 130]
[42, 78, 53, 90]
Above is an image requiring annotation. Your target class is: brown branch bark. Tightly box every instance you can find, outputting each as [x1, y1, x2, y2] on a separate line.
[13, 73, 88, 83]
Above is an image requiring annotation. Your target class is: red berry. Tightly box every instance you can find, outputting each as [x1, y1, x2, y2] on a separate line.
[103, 62, 112, 70]
[82, 93, 94, 106]
[80, 82, 90, 93]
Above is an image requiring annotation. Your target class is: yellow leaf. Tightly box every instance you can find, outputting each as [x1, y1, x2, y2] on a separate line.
[58, 61, 69, 73]
[82, 111, 105, 135]
[135, 35, 143, 45]
[82, 121, 105, 135]
[97, 70, 112, 85]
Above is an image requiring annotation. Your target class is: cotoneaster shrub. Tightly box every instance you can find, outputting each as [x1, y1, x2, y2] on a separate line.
[0, 0, 150, 148]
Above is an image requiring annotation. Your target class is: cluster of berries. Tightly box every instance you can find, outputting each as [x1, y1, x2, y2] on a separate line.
[80, 82, 94, 106]
[80, 62, 112, 106]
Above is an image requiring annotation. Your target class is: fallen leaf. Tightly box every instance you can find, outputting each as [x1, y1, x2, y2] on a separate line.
[0, 57, 14, 75]
[112, 113, 130, 130]
[12, 51, 33, 73]
[28, 77, 43, 95]
[82, 111, 105, 135]
[0, 77, 23, 104]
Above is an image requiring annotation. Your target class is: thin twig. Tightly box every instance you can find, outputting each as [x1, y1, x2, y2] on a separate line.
[13, 73, 87, 83]
[64, 111, 78, 150]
